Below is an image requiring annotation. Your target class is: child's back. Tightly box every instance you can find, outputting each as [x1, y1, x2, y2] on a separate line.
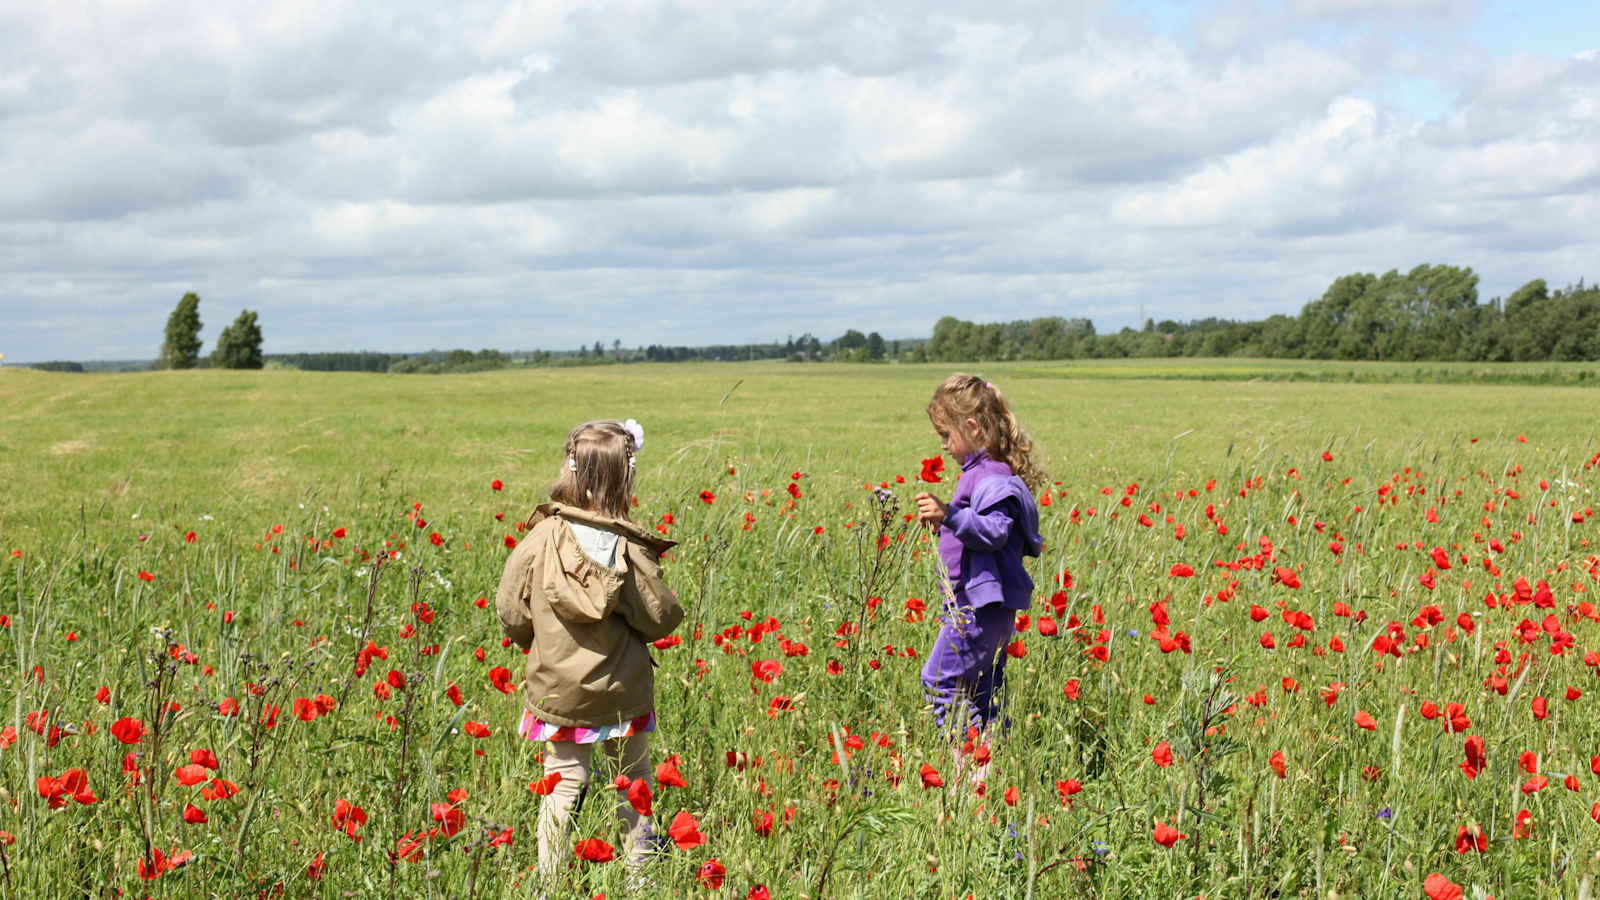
[496, 502, 681, 728]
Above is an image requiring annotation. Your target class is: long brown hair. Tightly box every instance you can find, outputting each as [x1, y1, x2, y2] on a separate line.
[927, 373, 1045, 492]
[549, 420, 636, 519]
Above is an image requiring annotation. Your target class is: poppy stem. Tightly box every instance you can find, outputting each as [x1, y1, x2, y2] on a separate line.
[333, 554, 386, 712]
[1024, 794, 1037, 900]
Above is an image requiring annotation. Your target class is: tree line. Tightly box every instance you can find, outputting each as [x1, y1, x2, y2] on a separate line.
[925, 265, 1600, 362]
[21, 265, 1595, 374]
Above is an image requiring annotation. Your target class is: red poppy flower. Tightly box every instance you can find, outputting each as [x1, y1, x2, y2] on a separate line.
[698, 857, 726, 888]
[110, 717, 145, 745]
[431, 802, 464, 838]
[699, 490, 716, 505]
[529, 773, 563, 795]
[463, 721, 490, 738]
[182, 803, 208, 824]
[667, 810, 705, 849]
[332, 799, 367, 841]
[656, 763, 688, 789]
[1168, 563, 1194, 577]
[1152, 821, 1185, 847]
[574, 838, 615, 862]
[1454, 825, 1486, 853]
[1423, 873, 1463, 900]
[137, 847, 192, 881]
[488, 666, 517, 694]
[1269, 750, 1286, 779]
[920, 763, 944, 789]
[919, 457, 944, 483]
[174, 764, 208, 786]
[627, 778, 653, 817]
[39, 771, 96, 809]
[190, 748, 218, 770]
[1273, 567, 1301, 589]
[1354, 710, 1377, 731]
[491, 479, 503, 491]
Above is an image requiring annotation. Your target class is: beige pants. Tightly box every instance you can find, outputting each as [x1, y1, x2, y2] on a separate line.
[536, 733, 654, 878]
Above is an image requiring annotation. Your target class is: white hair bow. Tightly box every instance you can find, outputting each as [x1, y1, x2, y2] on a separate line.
[622, 418, 644, 451]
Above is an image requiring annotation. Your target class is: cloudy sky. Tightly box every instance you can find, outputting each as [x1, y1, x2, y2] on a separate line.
[3, 0, 1597, 361]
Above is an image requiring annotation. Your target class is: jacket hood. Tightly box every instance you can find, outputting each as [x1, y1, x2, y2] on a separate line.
[529, 502, 677, 555]
[527, 502, 676, 623]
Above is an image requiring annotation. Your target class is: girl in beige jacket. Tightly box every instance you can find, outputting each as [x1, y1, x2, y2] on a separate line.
[495, 419, 683, 879]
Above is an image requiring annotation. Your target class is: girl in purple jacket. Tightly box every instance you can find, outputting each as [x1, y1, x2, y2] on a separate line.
[914, 374, 1044, 752]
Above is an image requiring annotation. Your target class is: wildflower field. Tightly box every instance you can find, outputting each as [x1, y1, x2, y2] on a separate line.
[2, 361, 1598, 899]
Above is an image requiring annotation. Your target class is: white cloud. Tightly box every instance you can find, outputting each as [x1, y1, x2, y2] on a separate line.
[1291, 0, 1471, 18]
[3, 0, 1598, 359]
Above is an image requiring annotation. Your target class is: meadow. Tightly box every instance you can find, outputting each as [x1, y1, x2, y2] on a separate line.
[1, 360, 1598, 898]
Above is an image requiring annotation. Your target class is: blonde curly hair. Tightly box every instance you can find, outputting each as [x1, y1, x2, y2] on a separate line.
[926, 374, 1045, 492]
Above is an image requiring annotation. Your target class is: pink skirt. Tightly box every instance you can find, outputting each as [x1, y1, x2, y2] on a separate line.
[517, 708, 655, 744]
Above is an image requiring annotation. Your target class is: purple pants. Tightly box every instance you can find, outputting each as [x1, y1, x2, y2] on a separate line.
[920, 603, 1013, 734]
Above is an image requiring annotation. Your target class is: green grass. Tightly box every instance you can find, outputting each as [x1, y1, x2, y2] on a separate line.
[1, 361, 1598, 898]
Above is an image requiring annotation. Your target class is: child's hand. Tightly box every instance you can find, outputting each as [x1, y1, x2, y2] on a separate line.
[914, 492, 947, 529]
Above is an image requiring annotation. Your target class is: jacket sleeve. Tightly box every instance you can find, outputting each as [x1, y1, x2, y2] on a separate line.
[944, 500, 1017, 552]
[495, 547, 536, 650]
[616, 540, 685, 641]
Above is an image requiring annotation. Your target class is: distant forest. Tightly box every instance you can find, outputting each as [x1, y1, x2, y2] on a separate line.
[15, 264, 1597, 374]
[925, 265, 1600, 363]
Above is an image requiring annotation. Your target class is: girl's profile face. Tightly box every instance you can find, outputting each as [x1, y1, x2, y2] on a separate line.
[932, 411, 982, 461]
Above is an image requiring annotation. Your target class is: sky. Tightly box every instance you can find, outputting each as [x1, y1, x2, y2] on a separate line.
[2, 0, 1597, 361]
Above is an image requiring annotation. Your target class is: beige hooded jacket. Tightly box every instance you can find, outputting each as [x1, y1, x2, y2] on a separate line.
[495, 502, 683, 728]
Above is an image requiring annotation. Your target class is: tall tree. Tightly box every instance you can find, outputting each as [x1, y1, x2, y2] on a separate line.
[212, 309, 264, 369]
[159, 292, 203, 369]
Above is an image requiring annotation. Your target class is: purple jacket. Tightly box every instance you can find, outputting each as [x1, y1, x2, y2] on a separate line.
[937, 452, 1042, 611]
